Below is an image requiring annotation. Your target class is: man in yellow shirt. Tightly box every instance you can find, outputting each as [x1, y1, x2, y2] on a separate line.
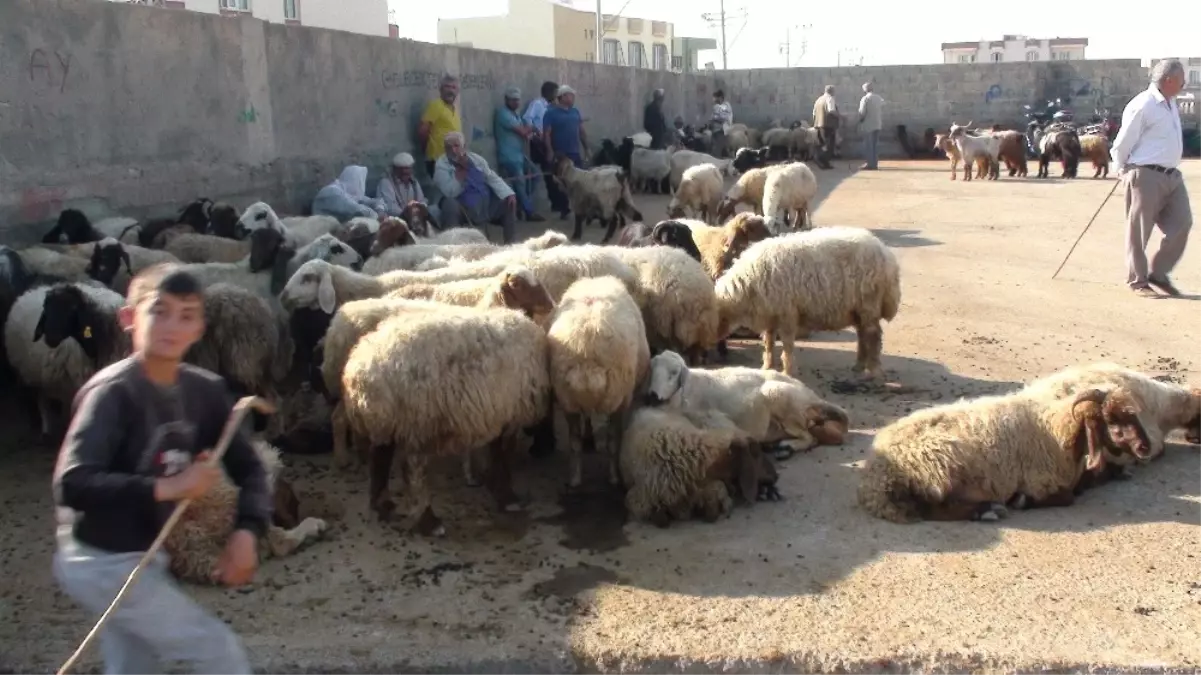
[418, 74, 462, 177]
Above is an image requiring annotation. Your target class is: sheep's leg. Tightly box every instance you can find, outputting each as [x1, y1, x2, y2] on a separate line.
[855, 317, 885, 380]
[525, 410, 556, 459]
[264, 518, 329, 558]
[760, 329, 776, 371]
[920, 498, 995, 521]
[606, 409, 625, 488]
[485, 433, 522, 512]
[37, 394, 54, 440]
[404, 453, 445, 537]
[949, 158, 957, 180]
[462, 447, 481, 487]
[1021, 487, 1076, 509]
[571, 214, 585, 241]
[601, 215, 619, 244]
[331, 402, 354, 471]
[565, 412, 585, 489]
[368, 443, 398, 521]
[777, 325, 798, 377]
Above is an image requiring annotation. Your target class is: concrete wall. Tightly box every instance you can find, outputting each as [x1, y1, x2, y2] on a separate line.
[0, 0, 1151, 242]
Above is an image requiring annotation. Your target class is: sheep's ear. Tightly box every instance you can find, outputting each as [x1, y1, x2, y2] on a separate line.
[33, 313, 46, 342]
[317, 271, 336, 314]
[1071, 388, 1108, 418]
[272, 476, 301, 529]
[1081, 418, 1106, 472]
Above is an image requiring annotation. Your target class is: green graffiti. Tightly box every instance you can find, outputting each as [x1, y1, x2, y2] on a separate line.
[238, 105, 259, 123]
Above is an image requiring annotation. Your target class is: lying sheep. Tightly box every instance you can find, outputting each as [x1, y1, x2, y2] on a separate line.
[553, 157, 643, 242]
[858, 387, 1151, 523]
[715, 227, 901, 378]
[948, 122, 1001, 181]
[1022, 362, 1201, 458]
[610, 246, 719, 366]
[761, 162, 819, 233]
[547, 276, 649, 489]
[667, 164, 724, 224]
[4, 282, 130, 438]
[344, 300, 552, 536]
[621, 407, 779, 527]
[645, 350, 849, 459]
[164, 440, 328, 584]
[1078, 134, 1111, 179]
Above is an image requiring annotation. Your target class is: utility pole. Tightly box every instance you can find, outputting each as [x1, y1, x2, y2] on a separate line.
[700, 2, 748, 69]
[778, 23, 811, 67]
[595, 0, 602, 63]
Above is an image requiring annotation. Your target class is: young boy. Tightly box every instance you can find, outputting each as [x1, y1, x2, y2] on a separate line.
[52, 263, 271, 674]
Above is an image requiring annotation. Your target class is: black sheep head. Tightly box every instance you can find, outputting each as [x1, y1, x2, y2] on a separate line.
[177, 198, 214, 232]
[87, 240, 132, 286]
[208, 203, 240, 239]
[249, 227, 285, 273]
[44, 209, 97, 244]
[34, 284, 101, 358]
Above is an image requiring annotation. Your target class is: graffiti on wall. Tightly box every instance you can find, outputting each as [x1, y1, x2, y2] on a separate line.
[29, 49, 72, 93]
[238, 105, 259, 123]
[380, 70, 495, 90]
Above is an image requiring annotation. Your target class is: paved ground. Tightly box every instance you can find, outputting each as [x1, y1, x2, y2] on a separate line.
[1, 159, 1199, 673]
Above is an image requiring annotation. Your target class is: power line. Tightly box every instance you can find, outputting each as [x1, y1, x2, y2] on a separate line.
[700, 1, 749, 69]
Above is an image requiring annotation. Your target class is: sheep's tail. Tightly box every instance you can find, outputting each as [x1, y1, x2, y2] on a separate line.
[563, 365, 610, 404]
[857, 454, 923, 523]
[880, 252, 902, 323]
[117, 222, 142, 245]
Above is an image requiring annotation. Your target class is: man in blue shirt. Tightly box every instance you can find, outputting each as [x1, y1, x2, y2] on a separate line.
[523, 80, 569, 218]
[493, 87, 545, 223]
[542, 85, 590, 218]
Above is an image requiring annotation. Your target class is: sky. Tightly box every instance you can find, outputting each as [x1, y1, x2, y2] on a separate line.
[392, 0, 1200, 69]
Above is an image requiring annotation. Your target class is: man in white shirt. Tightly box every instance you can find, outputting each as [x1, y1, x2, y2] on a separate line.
[1110, 58, 1191, 298]
[857, 82, 885, 170]
[710, 90, 734, 157]
[812, 85, 839, 170]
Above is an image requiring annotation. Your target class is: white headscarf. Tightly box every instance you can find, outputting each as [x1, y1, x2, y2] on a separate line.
[333, 165, 368, 199]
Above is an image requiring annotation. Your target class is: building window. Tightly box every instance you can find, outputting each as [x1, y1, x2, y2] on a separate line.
[1055, 51, 1070, 61]
[584, 28, 595, 40]
[990, 52, 1002, 62]
[602, 38, 620, 65]
[283, 0, 298, 20]
[651, 21, 667, 37]
[957, 54, 970, 63]
[1026, 51, 1038, 61]
[628, 41, 646, 68]
[671, 55, 683, 71]
[220, 0, 250, 10]
[627, 18, 643, 35]
[652, 43, 668, 71]
[1189, 70, 1199, 85]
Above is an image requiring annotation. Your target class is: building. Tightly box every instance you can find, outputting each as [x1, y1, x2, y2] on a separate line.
[438, 0, 707, 70]
[114, 0, 390, 37]
[941, 35, 1088, 64]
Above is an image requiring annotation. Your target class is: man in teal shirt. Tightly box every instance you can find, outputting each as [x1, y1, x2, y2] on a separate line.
[493, 87, 544, 223]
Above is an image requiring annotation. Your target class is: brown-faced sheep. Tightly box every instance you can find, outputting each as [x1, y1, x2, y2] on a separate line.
[858, 387, 1151, 523]
[1078, 133, 1111, 178]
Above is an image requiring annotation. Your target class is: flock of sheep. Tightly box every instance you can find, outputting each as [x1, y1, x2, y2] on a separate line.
[0, 130, 1197, 586]
[934, 120, 1114, 181]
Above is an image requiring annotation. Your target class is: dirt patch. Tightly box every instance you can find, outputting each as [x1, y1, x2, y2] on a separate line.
[538, 490, 629, 553]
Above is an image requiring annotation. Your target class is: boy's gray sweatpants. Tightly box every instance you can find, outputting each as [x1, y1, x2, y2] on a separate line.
[53, 532, 251, 675]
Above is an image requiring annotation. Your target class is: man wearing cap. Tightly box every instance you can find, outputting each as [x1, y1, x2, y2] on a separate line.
[523, 81, 570, 217]
[376, 152, 441, 222]
[494, 87, 545, 223]
[644, 89, 669, 150]
[433, 131, 518, 243]
[542, 85, 590, 219]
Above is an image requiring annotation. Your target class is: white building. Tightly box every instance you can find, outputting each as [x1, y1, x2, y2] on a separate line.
[941, 35, 1088, 64]
[115, 0, 391, 37]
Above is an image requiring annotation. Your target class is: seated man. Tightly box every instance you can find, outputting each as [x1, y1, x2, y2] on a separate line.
[432, 132, 517, 243]
[311, 165, 386, 221]
[376, 152, 442, 223]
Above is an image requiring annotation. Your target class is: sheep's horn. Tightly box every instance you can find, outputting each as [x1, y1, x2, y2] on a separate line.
[1070, 388, 1108, 418]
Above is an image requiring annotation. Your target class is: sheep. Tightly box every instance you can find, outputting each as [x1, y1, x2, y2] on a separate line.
[343, 301, 553, 536]
[41, 209, 140, 245]
[207, 203, 240, 240]
[121, 198, 219, 249]
[993, 130, 1029, 178]
[947, 121, 1001, 181]
[553, 157, 643, 242]
[644, 349, 850, 459]
[788, 122, 819, 161]
[629, 147, 674, 194]
[716, 165, 778, 220]
[234, 201, 341, 246]
[163, 232, 255, 264]
[731, 147, 769, 175]
[399, 202, 440, 239]
[249, 230, 363, 278]
[724, 124, 752, 155]
[1078, 133, 1111, 178]
[163, 439, 328, 584]
[39, 238, 181, 293]
[1037, 126, 1082, 179]
[761, 162, 819, 233]
[610, 246, 719, 366]
[1021, 362, 1201, 459]
[316, 267, 554, 473]
[667, 164, 725, 224]
[546, 276, 650, 489]
[3, 282, 129, 438]
[760, 127, 793, 162]
[362, 241, 498, 275]
[857, 387, 1152, 523]
[681, 212, 774, 282]
[620, 407, 779, 527]
[386, 266, 557, 328]
[715, 227, 901, 378]
[933, 133, 987, 181]
[647, 221, 703, 262]
[668, 150, 734, 192]
[616, 221, 653, 247]
[364, 216, 506, 265]
[18, 243, 126, 290]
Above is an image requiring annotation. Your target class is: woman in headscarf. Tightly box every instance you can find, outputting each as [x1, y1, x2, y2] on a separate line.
[310, 165, 386, 221]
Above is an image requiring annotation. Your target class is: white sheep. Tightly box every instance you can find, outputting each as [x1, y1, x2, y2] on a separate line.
[30, 238, 179, 294]
[717, 166, 777, 219]
[553, 157, 643, 242]
[235, 201, 341, 246]
[163, 439, 328, 584]
[858, 387, 1152, 523]
[668, 150, 734, 191]
[629, 147, 674, 194]
[163, 233, 254, 264]
[629, 131, 653, 148]
[3, 282, 129, 438]
[715, 227, 901, 378]
[761, 161, 818, 233]
[546, 275, 650, 489]
[667, 164, 725, 224]
[947, 122, 1001, 181]
[342, 301, 552, 536]
[645, 349, 849, 459]
[609, 245, 720, 365]
[620, 407, 779, 527]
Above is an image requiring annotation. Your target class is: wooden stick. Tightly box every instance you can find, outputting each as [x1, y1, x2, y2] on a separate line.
[1052, 177, 1120, 280]
[57, 395, 275, 675]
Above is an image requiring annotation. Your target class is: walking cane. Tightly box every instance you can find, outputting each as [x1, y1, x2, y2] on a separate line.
[57, 396, 276, 675]
[1051, 178, 1121, 280]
